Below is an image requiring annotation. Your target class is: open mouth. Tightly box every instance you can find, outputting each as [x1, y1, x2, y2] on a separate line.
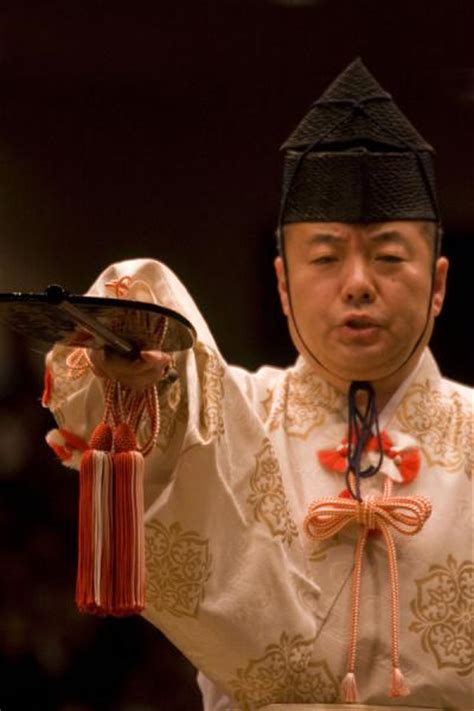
[345, 318, 377, 330]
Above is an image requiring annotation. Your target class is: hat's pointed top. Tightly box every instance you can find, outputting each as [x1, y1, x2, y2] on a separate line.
[282, 58, 433, 152]
[279, 58, 439, 224]
[320, 57, 389, 103]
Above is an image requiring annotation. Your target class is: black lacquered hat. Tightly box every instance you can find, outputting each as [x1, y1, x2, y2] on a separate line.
[280, 58, 440, 224]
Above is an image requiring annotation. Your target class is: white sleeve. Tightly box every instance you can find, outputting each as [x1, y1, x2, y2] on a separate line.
[43, 257, 320, 704]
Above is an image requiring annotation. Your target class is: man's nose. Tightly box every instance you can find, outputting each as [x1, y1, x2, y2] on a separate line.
[341, 258, 375, 305]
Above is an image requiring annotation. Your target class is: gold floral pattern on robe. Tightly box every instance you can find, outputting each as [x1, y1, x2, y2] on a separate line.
[46, 345, 92, 418]
[396, 379, 473, 476]
[229, 632, 339, 709]
[155, 377, 187, 451]
[409, 554, 474, 676]
[262, 363, 343, 439]
[195, 341, 225, 440]
[247, 440, 298, 545]
[145, 520, 212, 618]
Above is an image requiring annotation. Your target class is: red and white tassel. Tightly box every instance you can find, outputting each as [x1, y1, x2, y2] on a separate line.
[390, 666, 410, 697]
[46, 428, 88, 469]
[341, 671, 358, 702]
[112, 422, 145, 615]
[75, 420, 146, 616]
[76, 422, 113, 614]
[71, 378, 160, 617]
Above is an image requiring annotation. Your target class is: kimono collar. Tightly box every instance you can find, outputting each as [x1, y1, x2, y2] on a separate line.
[291, 348, 441, 430]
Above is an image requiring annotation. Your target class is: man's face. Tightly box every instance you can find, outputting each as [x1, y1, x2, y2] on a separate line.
[275, 221, 448, 383]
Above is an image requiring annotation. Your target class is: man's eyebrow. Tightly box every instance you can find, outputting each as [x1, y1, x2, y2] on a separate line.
[306, 233, 345, 246]
[305, 231, 411, 247]
[369, 231, 409, 246]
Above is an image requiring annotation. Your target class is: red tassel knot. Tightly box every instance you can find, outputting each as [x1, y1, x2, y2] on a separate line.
[89, 422, 113, 451]
[113, 422, 138, 452]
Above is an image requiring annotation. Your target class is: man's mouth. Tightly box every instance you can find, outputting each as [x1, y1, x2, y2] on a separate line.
[345, 317, 377, 330]
[338, 315, 382, 342]
[343, 315, 379, 330]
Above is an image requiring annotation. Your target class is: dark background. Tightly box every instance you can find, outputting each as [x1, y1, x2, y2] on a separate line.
[0, 2, 472, 710]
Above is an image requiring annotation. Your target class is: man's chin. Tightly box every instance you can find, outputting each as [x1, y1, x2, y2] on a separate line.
[325, 338, 408, 379]
[334, 364, 395, 383]
[291, 327, 419, 384]
[300, 348, 406, 384]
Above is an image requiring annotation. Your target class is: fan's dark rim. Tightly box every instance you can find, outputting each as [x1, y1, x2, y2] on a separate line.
[0, 291, 197, 339]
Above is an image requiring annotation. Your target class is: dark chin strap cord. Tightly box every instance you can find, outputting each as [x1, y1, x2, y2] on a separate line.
[277, 98, 441, 500]
[345, 381, 383, 501]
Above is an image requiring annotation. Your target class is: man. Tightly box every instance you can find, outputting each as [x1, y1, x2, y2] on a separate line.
[44, 60, 472, 709]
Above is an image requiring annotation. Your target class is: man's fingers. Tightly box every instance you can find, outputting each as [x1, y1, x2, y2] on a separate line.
[88, 348, 173, 388]
[140, 351, 172, 367]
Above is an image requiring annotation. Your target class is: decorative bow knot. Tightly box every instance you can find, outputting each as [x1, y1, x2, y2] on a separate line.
[105, 275, 158, 305]
[305, 493, 432, 539]
[105, 275, 132, 297]
[304, 483, 432, 703]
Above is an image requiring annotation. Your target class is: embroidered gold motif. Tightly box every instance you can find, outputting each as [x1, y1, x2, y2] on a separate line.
[262, 364, 342, 439]
[396, 380, 472, 476]
[409, 554, 474, 676]
[229, 632, 338, 709]
[47, 345, 93, 413]
[247, 440, 298, 545]
[195, 341, 225, 440]
[155, 377, 187, 451]
[145, 520, 212, 618]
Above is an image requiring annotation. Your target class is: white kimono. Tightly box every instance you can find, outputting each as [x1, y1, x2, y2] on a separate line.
[45, 259, 473, 711]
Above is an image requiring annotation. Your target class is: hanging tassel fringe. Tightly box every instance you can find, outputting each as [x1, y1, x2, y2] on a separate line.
[46, 428, 89, 469]
[75, 381, 160, 617]
[397, 449, 421, 484]
[76, 421, 146, 616]
[390, 666, 410, 697]
[341, 671, 358, 702]
[76, 422, 113, 614]
[318, 448, 347, 473]
[112, 423, 145, 615]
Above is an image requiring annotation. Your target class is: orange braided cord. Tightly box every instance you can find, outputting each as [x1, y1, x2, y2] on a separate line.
[304, 491, 431, 700]
[105, 276, 132, 297]
[103, 380, 160, 456]
[346, 526, 369, 673]
[304, 494, 431, 540]
[66, 348, 94, 379]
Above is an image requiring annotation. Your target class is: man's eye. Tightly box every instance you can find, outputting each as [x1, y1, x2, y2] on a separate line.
[376, 254, 404, 263]
[311, 255, 337, 264]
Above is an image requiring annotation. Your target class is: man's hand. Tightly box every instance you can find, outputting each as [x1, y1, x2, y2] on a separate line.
[88, 349, 172, 391]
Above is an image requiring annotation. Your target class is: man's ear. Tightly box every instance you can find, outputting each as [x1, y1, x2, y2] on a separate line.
[432, 256, 449, 317]
[274, 256, 290, 316]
